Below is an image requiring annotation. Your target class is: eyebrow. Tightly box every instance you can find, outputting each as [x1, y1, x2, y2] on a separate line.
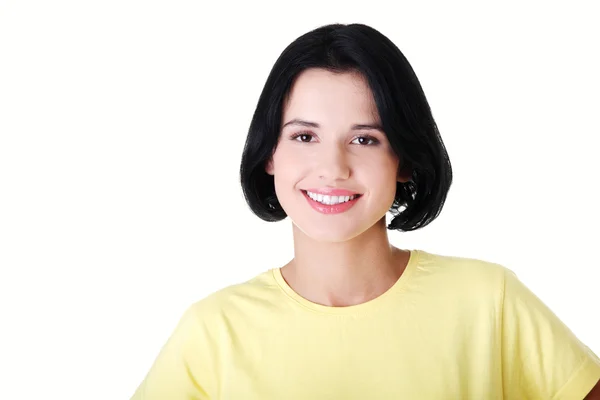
[282, 118, 383, 131]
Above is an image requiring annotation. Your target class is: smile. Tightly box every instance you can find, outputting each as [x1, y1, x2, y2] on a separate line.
[305, 190, 358, 205]
[301, 190, 362, 214]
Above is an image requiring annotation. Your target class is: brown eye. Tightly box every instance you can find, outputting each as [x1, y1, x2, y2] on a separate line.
[293, 133, 314, 142]
[352, 136, 378, 145]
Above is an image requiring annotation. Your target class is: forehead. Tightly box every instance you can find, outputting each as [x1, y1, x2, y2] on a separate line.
[283, 68, 380, 124]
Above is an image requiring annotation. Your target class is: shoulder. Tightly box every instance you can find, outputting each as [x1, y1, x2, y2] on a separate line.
[185, 268, 280, 322]
[414, 249, 511, 293]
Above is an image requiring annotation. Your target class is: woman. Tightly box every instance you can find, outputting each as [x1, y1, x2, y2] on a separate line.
[131, 23, 600, 399]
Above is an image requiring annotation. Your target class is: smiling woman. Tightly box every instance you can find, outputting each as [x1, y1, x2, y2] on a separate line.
[130, 23, 600, 399]
[264, 68, 410, 242]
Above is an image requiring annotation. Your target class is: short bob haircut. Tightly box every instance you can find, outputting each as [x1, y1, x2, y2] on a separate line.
[240, 23, 452, 232]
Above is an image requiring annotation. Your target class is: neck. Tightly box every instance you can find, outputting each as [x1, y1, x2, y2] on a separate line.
[280, 218, 410, 307]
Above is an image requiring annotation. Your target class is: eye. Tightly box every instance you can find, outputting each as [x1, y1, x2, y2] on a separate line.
[351, 135, 379, 146]
[291, 132, 315, 143]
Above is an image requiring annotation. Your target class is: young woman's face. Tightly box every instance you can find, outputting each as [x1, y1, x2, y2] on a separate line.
[266, 68, 408, 242]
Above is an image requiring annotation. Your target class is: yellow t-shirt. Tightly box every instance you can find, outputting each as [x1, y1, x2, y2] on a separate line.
[130, 249, 600, 399]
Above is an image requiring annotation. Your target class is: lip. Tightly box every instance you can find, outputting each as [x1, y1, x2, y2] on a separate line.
[304, 188, 361, 196]
[301, 190, 361, 215]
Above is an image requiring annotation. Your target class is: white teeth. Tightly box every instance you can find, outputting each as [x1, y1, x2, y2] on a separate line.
[306, 191, 358, 205]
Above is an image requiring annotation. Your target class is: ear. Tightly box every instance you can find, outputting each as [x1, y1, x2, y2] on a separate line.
[265, 158, 274, 176]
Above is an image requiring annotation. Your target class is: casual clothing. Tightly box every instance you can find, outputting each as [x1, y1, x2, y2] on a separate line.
[131, 249, 600, 399]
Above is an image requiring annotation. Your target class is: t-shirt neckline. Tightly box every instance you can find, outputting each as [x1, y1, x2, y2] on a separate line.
[271, 249, 421, 316]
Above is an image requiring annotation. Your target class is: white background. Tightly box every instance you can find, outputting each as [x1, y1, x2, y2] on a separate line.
[1, 1, 598, 398]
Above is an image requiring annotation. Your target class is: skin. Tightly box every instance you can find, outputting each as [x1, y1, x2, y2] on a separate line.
[265, 68, 412, 307]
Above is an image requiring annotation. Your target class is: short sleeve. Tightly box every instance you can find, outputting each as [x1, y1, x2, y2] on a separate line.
[501, 267, 600, 399]
[130, 305, 211, 400]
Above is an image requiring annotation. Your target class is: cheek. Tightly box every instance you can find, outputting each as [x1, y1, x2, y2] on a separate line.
[382, 151, 401, 176]
[371, 158, 400, 198]
[273, 145, 308, 174]
[272, 147, 304, 185]
[362, 152, 399, 178]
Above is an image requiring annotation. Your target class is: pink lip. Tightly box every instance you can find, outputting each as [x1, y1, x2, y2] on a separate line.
[302, 190, 361, 215]
[304, 188, 360, 196]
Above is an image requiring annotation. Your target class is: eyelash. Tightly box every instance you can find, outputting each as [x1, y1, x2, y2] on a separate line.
[289, 131, 380, 146]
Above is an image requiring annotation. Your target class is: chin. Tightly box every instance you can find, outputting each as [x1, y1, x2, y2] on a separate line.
[292, 219, 375, 244]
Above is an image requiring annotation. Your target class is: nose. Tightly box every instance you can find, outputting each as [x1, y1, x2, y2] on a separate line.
[314, 143, 351, 181]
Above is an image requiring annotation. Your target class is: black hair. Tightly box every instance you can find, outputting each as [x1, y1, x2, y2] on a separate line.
[240, 23, 452, 232]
